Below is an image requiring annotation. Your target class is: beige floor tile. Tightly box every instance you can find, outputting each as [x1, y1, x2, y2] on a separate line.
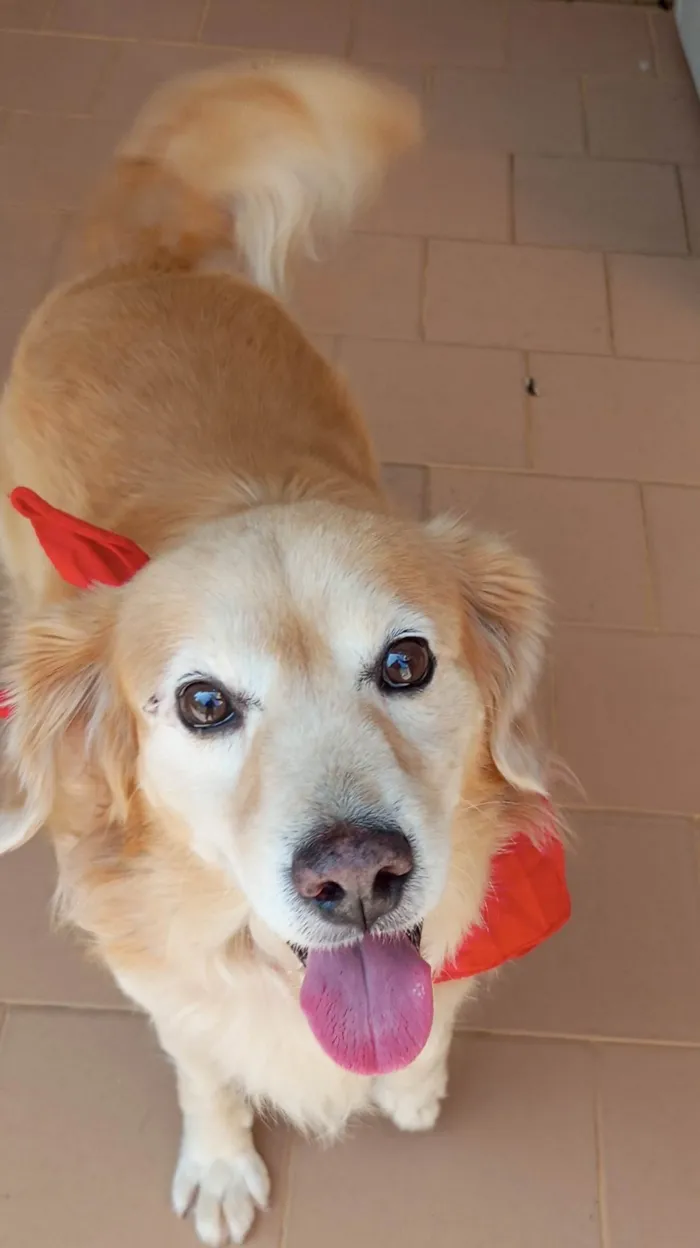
[508, 1, 653, 75]
[381, 464, 427, 520]
[585, 75, 700, 163]
[0, 1007, 290, 1248]
[286, 1036, 600, 1248]
[46, 208, 85, 283]
[553, 628, 700, 813]
[0, 31, 113, 113]
[609, 253, 700, 363]
[306, 332, 337, 362]
[425, 241, 610, 353]
[0, 0, 52, 26]
[360, 147, 510, 241]
[515, 156, 686, 254]
[201, 0, 351, 54]
[598, 1046, 700, 1248]
[680, 165, 700, 254]
[293, 233, 422, 340]
[353, 0, 506, 68]
[650, 9, 693, 80]
[530, 354, 700, 484]
[430, 469, 650, 627]
[0, 113, 121, 208]
[0, 202, 64, 320]
[0, 202, 64, 376]
[467, 812, 700, 1042]
[644, 485, 700, 633]
[0, 837, 125, 1008]
[0, 313, 24, 381]
[431, 69, 584, 155]
[95, 42, 228, 119]
[340, 340, 527, 468]
[48, 0, 204, 40]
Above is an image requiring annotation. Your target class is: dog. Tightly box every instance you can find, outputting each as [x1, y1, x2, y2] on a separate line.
[0, 59, 554, 1246]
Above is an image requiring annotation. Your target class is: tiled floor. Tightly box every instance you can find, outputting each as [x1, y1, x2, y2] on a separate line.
[1, 1, 700, 1245]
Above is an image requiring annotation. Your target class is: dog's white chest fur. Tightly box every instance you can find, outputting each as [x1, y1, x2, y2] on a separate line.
[116, 954, 374, 1136]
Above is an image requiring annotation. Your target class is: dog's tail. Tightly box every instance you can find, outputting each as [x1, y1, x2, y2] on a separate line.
[82, 59, 421, 296]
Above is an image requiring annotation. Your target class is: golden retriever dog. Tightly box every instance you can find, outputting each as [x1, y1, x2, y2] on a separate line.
[0, 60, 554, 1246]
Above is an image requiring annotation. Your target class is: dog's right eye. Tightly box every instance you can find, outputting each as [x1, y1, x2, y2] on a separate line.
[176, 681, 240, 731]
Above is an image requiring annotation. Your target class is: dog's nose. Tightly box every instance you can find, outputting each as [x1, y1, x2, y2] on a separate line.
[291, 823, 414, 931]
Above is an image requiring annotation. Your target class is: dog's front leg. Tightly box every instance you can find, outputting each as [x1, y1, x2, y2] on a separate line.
[373, 979, 470, 1132]
[168, 1048, 270, 1246]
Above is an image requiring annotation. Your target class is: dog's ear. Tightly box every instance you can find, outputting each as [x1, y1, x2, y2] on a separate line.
[426, 517, 548, 796]
[0, 590, 137, 852]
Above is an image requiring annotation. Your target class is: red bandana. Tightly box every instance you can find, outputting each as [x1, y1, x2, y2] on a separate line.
[2, 487, 570, 979]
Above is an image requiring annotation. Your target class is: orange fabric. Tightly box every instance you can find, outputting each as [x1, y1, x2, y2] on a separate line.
[0, 487, 571, 977]
[433, 831, 570, 983]
[0, 489, 149, 719]
[9, 487, 149, 589]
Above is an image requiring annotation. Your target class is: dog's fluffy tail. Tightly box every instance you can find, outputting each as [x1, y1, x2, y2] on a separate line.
[83, 59, 421, 296]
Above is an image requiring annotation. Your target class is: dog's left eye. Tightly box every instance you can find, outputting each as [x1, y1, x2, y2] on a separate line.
[176, 681, 240, 731]
[378, 637, 434, 692]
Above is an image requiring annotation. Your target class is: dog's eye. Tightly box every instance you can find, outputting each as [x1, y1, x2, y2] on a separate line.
[176, 681, 240, 731]
[379, 638, 434, 692]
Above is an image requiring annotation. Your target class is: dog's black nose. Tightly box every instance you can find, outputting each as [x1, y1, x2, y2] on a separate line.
[291, 823, 414, 930]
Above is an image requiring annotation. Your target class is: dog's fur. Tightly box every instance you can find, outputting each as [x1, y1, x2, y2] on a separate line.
[0, 60, 551, 1245]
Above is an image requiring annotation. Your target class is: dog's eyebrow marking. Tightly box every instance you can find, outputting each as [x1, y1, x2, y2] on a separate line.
[144, 694, 160, 714]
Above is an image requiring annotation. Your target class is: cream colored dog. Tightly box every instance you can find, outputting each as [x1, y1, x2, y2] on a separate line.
[0, 60, 550, 1246]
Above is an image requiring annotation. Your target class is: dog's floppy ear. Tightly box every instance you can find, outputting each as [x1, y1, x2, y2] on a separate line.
[427, 517, 548, 796]
[0, 590, 137, 852]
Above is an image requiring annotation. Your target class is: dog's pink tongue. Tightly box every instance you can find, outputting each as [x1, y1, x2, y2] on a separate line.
[300, 934, 434, 1076]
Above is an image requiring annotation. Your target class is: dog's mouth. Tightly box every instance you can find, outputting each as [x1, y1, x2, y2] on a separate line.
[290, 924, 433, 1077]
[290, 922, 423, 966]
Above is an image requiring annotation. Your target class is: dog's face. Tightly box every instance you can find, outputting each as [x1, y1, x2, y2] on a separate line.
[3, 501, 547, 960]
[118, 504, 489, 948]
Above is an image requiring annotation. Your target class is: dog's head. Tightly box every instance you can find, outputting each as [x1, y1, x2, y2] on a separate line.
[1, 500, 548, 1072]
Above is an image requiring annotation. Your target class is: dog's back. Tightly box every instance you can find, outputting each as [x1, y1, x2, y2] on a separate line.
[0, 60, 420, 603]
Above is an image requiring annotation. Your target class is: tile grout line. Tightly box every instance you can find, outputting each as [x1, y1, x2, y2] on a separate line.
[277, 1130, 296, 1248]
[601, 253, 617, 357]
[579, 74, 591, 157]
[462, 1027, 700, 1051]
[522, 349, 535, 470]
[546, 660, 560, 760]
[0, 999, 136, 1016]
[507, 152, 516, 244]
[4, 1000, 700, 1047]
[195, 0, 212, 42]
[675, 162, 693, 254]
[418, 464, 429, 521]
[592, 1044, 613, 1248]
[647, 8, 661, 79]
[637, 481, 662, 631]
[0, 1003, 9, 1062]
[344, 0, 361, 59]
[43, 207, 75, 294]
[560, 798, 700, 818]
[423, 465, 434, 520]
[687, 819, 700, 936]
[417, 236, 429, 342]
[0, 193, 694, 258]
[414, 459, 700, 498]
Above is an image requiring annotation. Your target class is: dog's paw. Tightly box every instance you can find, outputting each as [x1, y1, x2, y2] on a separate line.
[374, 1066, 447, 1133]
[172, 1143, 270, 1246]
[381, 1089, 443, 1133]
